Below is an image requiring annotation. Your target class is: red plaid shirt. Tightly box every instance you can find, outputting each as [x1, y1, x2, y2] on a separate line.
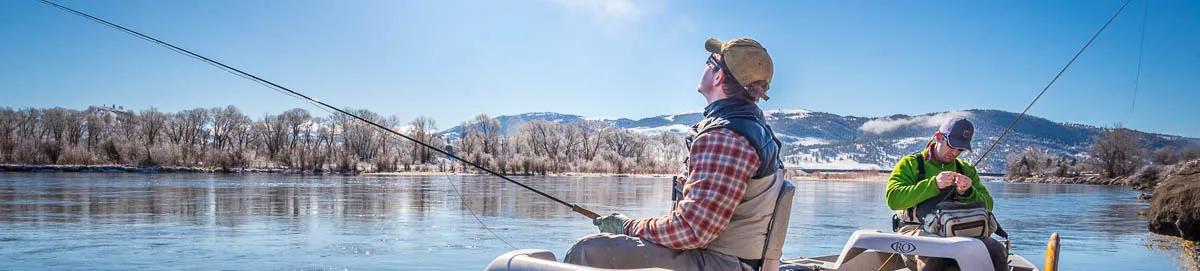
[624, 128, 760, 250]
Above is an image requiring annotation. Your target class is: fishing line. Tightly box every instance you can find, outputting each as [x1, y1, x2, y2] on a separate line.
[36, 0, 601, 219]
[441, 173, 518, 250]
[1131, 0, 1150, 112]
[971, 0, 1134, 167]
[38, 0, 326, 114]
[931, 0, 1136, 210]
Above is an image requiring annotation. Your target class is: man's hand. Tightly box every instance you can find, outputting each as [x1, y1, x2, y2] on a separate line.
[936, 171, 956, 189]
[593, 213, 631, 234]
[953, 173, 972, 195]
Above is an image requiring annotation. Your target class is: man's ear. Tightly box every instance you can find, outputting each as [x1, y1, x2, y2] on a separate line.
[711, 69, 726, 88]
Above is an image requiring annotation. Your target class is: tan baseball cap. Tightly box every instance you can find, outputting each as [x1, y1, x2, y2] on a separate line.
[705, 37, 774, 100]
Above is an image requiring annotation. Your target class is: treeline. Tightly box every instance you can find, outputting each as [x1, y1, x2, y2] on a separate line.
[1006, 126, 1200, 179]
[0, 106, 686, 175]
[451, 115, 686, 175]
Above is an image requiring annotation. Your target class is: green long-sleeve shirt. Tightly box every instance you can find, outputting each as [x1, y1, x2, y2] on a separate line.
[885, 149, 993, 211]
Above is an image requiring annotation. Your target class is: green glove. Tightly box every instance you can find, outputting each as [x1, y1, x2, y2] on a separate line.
[593, 213, 630, 234]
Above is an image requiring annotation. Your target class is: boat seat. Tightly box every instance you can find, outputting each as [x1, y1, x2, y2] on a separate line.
[760, 179, 796, 271]
[485, 249, 670, 271]
[833, 230, 995, 271]
[485, 179, 796, 271]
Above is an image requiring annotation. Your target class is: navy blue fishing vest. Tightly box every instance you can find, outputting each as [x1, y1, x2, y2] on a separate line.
[688, 98, 783, 179]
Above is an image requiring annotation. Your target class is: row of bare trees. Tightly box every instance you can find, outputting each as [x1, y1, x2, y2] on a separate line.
[449, 116, 687, 175]
[1006, 126, 1200, 179]
[0, 106, 687, 174]
[1005, 148, 1083, 179]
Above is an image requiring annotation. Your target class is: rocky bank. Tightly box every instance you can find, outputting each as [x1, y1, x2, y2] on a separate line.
[1146, 160, 1200, 241]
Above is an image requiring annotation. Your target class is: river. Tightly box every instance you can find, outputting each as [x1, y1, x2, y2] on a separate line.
[0, 173, 1189, 270]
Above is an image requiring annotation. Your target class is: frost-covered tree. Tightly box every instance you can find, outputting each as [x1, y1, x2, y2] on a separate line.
[1090, 126, 1144, 178]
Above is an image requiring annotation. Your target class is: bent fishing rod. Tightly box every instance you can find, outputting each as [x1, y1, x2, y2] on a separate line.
[37, 0, 601, 219]
[931, 0, 1133, 204]
[970, 0, 1133, 167]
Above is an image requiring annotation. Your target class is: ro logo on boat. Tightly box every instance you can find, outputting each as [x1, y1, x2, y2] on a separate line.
[890, 241, 917, 253]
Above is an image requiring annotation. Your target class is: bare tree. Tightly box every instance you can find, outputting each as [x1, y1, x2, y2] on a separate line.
[0, 108, 20, 163]
[82, 107, 112, 153]
[519, 120, 568, 172]
[257, 113, 288, 165]
[1152, 147, 1178, 165]
[409, 116, 438, 164]
[1090, 126, 1144, 178]
[605, 128, 645, 159]
[280, 108, 312, 167]
[0, 105, 692, 175]
[1182, 146, 1200, 162]
[210, 107, 252, 170]
[292, 115, 330, 172]
[180, 108, 211, 165]
[210, 106, 244, 151]
[576, 120, 608, 161]
[339, 109, 383, 167]
[472, 114, 501, 155]
[137, 108, 166, 165]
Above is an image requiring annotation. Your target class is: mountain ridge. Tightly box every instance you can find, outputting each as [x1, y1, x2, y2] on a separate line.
[440, 109, 1200, 173]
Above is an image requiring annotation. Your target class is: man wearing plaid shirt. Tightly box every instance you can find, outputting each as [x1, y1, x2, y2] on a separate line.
[564, 37, 786, 271]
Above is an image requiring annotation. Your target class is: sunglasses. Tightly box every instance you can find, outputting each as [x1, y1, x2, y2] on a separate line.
[941, 136, 968, 153]
[706, 55, 727, 72]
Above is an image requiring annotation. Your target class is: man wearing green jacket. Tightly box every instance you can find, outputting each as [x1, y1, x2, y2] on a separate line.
[885, 117, 1007, 271]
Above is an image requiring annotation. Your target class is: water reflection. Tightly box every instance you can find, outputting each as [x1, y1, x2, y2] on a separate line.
[0, 174, 670, 225]
[0, 173, 1185, 270]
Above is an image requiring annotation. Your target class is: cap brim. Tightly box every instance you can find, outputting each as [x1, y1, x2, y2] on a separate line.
[948, 137, 972, 150]
[705, 38, 723, 54]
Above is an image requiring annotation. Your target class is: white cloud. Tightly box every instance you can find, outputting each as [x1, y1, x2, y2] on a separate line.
[859, 111, 973, 135]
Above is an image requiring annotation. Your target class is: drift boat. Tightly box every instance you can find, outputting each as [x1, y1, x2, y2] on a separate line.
[485, 230, 1058, 271]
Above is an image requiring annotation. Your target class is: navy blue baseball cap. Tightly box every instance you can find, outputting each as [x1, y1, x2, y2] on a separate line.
[939, 117, 974, 150]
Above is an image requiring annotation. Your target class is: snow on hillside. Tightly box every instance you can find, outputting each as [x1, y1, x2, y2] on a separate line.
[440, 109, 1199, 173]
[777, 134, 830, 146]
[894, 137, 928, 149]
[784, 151, 883, 170]
[788, 160, 883, 170]
[628, 124, 691, 134]
[765, 109, 812, 120]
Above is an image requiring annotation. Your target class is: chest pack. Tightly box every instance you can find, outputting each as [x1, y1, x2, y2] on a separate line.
[922, 201, 1000, 238]
[900, 153, 1008, 239]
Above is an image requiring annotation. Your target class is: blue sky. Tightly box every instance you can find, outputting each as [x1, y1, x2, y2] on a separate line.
[2, 0, 1197, 137]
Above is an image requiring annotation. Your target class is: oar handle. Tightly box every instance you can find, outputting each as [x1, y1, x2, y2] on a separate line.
[572, 204, 600, 219]
[1044, 232, 1061, 271]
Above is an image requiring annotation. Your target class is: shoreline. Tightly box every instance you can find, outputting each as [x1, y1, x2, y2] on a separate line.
[0, 164, 894, 181]
[0, 163, 1164, 187]
[362, 171, 675, 178]
[0, 164, 677, 178]
[1006, 175, 1128, 186]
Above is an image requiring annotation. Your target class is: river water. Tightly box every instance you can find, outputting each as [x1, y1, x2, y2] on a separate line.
[0, 173, 1189, 270]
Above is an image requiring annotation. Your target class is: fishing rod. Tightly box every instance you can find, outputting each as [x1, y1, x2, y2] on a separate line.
[924, 0, 1135, 207]
[971, 0, 1134, 167]
[37, 0, 601, 219]
[883, 7, 1141, 270]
